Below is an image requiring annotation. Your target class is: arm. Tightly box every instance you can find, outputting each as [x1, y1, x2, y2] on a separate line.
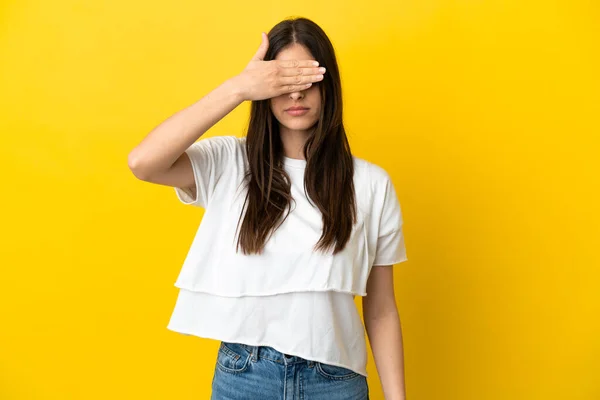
[362, 265, 407, 400]
[127, 32, 324, 194]
[127, 78, 244, 188]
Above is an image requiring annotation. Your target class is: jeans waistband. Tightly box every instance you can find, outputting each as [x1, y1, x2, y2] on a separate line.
[237, 343, 316, 366]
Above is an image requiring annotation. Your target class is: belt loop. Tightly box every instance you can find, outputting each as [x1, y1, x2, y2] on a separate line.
[251, 345, 259, 362]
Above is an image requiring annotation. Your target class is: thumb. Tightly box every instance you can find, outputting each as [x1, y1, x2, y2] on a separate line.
[251, 32, 269, 61]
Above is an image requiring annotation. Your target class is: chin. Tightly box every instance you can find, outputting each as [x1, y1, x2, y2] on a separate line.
[280, 118, 318, 132]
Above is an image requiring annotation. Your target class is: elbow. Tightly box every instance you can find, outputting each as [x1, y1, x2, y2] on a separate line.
[128, 150, 151, 181]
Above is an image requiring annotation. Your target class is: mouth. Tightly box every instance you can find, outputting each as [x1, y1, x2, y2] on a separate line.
[285, 107, 310, 116]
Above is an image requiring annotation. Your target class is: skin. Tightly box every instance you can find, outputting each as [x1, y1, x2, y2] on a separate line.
[269, 43, 408, 399]
[269, 43, 322, 160]
[270, 44, 407, 400]
[364, 265, 407, 399]
[127, 32, 324, 188]
[127, 32, 407, 399]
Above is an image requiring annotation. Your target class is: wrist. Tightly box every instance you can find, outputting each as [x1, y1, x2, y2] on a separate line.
[224, 75, 247, 103]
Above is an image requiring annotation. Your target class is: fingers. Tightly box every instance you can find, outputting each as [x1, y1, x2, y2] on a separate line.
[251, 32, 269, 61]
[279, 73, 324, 86]
[281, 83, 314, 93]
[277, 64, 325, 86]
[278, 59, 320, 68]
[276, 65, 324, 94]
[279, 66, 326, 77]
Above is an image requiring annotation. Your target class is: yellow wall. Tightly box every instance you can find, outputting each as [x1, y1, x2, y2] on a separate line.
[1, 1, 598, 399]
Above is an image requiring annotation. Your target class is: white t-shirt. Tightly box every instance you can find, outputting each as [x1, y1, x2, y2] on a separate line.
[166, 135, 407, 377]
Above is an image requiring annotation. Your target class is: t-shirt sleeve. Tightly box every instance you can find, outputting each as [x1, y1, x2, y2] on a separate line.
[174, 135, 239, 208]
[371, 169, 408, 266]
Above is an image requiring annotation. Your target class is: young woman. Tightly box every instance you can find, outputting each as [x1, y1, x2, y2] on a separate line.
[128, 17, 408, 400]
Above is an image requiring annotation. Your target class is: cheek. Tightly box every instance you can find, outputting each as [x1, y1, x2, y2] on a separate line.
[270, 97, 285, 113]
[311, 99, 322, 115]
[308, 88, 322, 107]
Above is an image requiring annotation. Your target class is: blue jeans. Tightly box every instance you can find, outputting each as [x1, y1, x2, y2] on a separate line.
[211, 341, 369, 399]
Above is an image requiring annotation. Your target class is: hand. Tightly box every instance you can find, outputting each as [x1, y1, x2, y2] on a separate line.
[232, 32, 326, 101]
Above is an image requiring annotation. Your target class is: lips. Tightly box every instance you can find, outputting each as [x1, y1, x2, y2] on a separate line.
[285, 107, 310, 116]
[286, 106, 309, 111]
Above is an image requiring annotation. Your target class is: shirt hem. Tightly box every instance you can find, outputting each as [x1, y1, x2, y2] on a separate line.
[165, 325, 369, 377]
[372, 256, 408, 266]
[173, 283, 368, 297]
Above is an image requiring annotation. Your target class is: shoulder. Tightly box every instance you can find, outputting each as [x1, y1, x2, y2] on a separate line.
[352, 156, 393, 189]
[187, 135, 246, 160]
[192, 135, 244, 149]
[351, 156, 397, 216]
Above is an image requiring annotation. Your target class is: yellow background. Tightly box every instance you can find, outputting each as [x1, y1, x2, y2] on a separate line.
[1, 0, 598, 399]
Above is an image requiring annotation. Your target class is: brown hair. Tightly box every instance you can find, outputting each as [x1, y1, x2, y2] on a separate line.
[236, 17, 356, 255]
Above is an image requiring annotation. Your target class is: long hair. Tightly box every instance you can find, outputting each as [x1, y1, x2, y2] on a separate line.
[236, 17, 356, 255]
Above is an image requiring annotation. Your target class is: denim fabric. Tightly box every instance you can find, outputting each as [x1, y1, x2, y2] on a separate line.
[211, 341, 369, 400]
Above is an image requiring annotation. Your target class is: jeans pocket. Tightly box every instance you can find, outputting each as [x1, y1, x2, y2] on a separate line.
[315, 362, 360, 380]
[216, 342, 252, 374]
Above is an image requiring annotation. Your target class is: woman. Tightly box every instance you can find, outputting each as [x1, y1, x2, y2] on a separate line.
[128, 17, 408, 400]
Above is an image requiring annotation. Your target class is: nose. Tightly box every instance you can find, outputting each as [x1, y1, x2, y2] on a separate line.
[289, 89, 305, 100]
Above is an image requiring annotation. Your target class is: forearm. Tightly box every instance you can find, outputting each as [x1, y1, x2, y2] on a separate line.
[128, 77, 244, 176]
[365, 310, 407, 400]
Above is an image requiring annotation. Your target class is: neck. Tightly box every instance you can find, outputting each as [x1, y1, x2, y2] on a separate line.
[279, 127, 312, 160]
